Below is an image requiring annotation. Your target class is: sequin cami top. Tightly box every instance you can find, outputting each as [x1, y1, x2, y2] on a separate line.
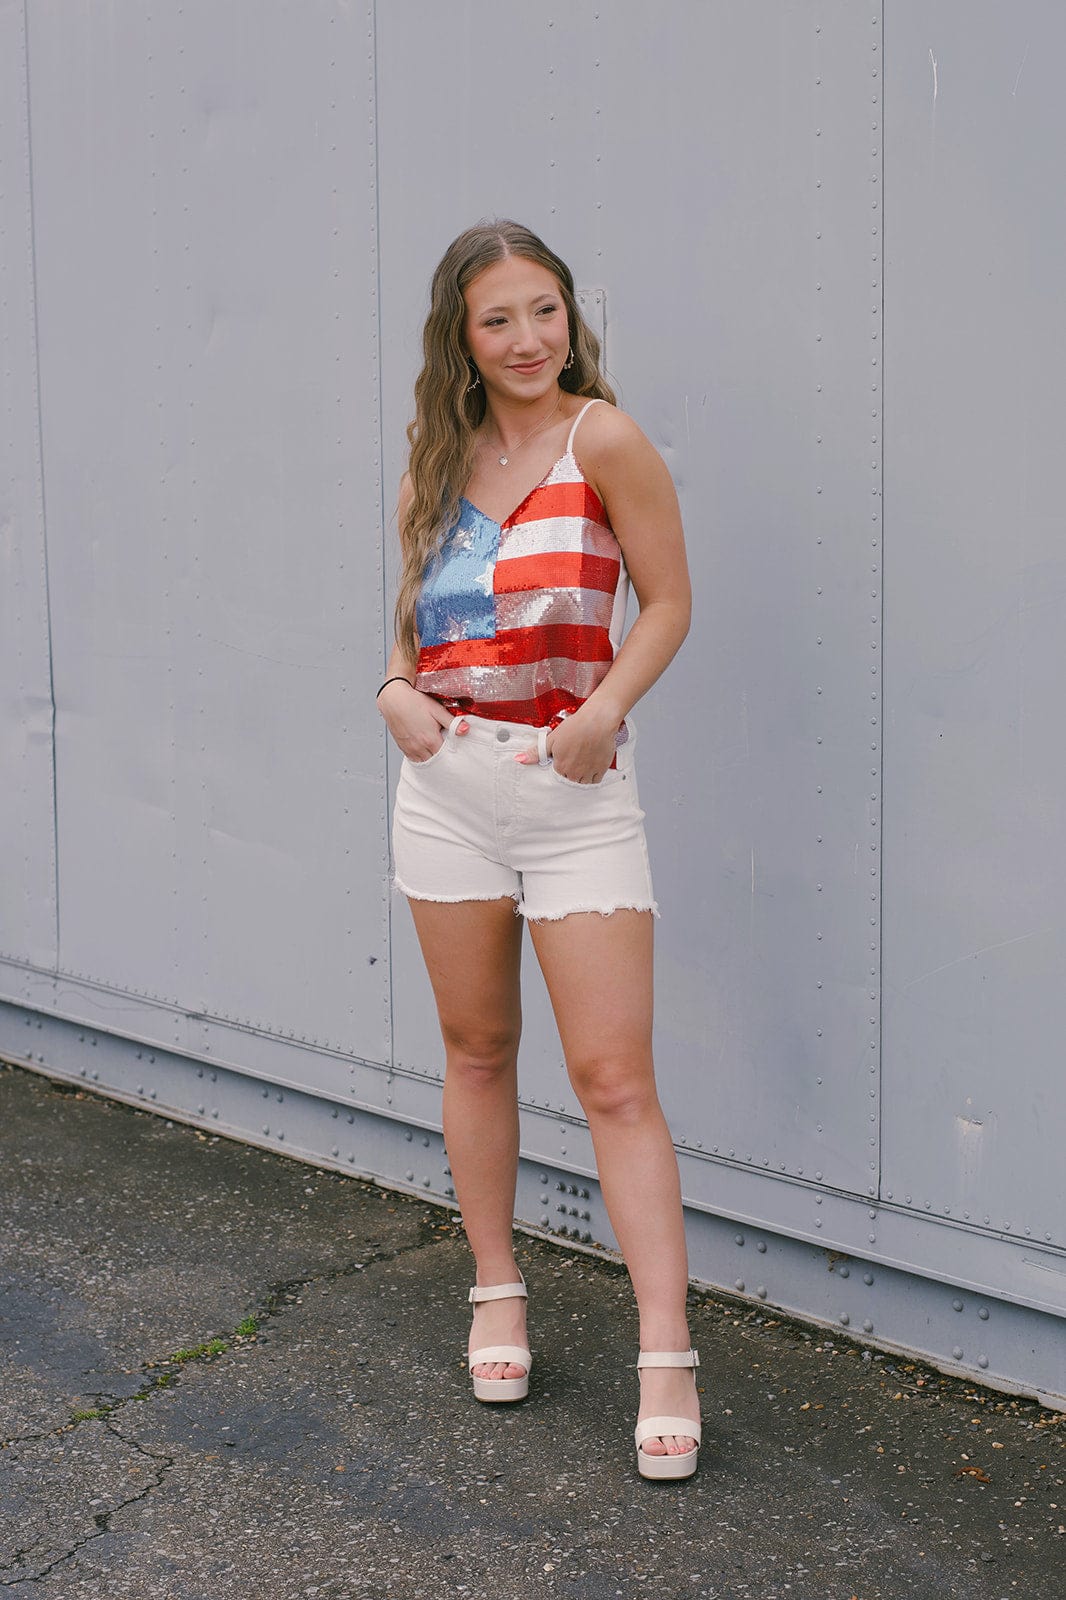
[414, 399, 629, 729]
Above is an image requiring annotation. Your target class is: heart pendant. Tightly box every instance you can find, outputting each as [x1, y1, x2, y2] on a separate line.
[498, 455, 509, 466]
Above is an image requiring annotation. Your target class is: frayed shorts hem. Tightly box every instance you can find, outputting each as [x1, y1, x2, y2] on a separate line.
[522, 899, 660, 924]
[392, 875, 658, 923]
[391, 876, 521, 911]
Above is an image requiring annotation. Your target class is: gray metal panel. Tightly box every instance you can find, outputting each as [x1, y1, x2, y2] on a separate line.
[0, 0, 57, 975]
[380, 1, 883, 1197]
[22, 1, 391, 1068]
[881, 4, 1066, 1245]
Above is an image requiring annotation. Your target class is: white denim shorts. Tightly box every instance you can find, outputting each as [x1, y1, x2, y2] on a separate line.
[391, 713, 658, 922]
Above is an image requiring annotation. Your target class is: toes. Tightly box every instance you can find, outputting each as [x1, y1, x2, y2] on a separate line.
[640, 1434, 696, 1456]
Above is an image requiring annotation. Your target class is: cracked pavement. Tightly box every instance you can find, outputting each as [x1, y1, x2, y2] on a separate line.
[1, 1060, 1063, 1600]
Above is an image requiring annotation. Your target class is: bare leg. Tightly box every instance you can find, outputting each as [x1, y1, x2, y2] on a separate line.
[529, 908, 699, 1457]
[407, 895, 528, 1382]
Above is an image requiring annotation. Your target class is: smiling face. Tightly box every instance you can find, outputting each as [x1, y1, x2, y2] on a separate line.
[462, 254, 571, 407]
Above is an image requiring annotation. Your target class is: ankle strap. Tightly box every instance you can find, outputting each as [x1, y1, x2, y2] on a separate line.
[469, 1276, 527, 1304]
[636, 1348, 699, 1369]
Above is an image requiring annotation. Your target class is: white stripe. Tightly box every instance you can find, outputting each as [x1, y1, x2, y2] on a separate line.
[495, 588, 616, 633]
[499, 515, 617, 562]
[416, 658, 607, 704]
[543, 453, 585, 485]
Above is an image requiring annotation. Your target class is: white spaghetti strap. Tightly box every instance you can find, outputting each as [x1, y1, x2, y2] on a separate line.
[565, 397, 603, 457]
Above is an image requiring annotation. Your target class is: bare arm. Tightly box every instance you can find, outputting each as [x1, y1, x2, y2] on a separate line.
[540, 407, 691, 782]
[377, 474, 464, 762]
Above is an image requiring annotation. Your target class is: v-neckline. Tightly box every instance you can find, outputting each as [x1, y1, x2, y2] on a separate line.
[459, 448, 573, 531]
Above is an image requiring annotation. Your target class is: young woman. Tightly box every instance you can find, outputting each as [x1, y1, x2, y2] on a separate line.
[377, 220, 699, 1479]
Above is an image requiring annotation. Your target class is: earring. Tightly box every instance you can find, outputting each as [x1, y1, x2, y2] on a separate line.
[466, 364, 481, 392]
[563, 347, 575, 371]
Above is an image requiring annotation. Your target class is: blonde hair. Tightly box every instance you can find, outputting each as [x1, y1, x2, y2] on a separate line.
[394, 219, 617, 663]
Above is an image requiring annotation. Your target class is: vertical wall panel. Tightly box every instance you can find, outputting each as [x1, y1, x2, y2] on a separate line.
[22, 1, 391, 1066]
[0, 0, 57, 975]
[882, 2, 1066, 1244]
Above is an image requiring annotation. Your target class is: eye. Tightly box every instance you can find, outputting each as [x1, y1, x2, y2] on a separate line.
[536, 303, 559, 316]
[484, 316, 506, 328]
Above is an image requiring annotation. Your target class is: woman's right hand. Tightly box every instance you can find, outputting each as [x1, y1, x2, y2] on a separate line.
[377, 679, 466, 763]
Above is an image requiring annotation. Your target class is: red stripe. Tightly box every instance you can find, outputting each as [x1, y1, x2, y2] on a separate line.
[418, 624, 613, 672]
[494, 552, 619, 595]
[502, 479, 607, 529]
[439, 688, 585, 726]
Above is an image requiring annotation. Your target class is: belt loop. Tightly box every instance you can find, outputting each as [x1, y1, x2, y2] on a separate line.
[537, 726, 549, 765]
[448, 714, 465, 738]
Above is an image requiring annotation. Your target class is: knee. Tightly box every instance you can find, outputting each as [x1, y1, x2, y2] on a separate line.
[443, 1023, 520, 1082]
[568, 1053, 656, 1121]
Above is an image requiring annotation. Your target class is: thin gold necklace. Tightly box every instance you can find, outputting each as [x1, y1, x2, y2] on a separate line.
[489, 393, 563, 466]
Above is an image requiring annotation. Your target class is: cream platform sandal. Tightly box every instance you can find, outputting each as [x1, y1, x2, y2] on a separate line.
[467, 1274, 532, 1403]
[634, 1348, 702, 1480]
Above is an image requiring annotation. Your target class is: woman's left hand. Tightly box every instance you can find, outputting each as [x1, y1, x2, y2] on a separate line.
[520, 703, 621, 784]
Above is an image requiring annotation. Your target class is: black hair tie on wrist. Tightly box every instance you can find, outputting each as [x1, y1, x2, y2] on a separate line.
[376, 675, 414, 698]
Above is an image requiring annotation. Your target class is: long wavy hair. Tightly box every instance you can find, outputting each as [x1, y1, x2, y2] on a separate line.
[394, 219, 617, 663]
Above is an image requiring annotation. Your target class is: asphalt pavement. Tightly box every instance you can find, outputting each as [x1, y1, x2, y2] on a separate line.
[1, 1058, 1063, 1600]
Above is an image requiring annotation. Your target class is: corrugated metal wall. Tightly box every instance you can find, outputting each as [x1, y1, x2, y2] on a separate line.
[2, 1, 1063, 1407]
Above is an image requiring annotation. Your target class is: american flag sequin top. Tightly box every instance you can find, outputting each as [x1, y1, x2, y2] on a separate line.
[414, 399, 629, 731]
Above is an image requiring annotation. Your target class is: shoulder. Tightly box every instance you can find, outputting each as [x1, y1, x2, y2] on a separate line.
[570, 398, 645, 452]
[570, 401, 672, 499]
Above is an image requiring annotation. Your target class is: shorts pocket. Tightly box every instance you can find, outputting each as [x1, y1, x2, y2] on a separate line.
[548, 719, 634, 789]
[407, 713, 470, 773]
[404, 733, 450, 772]
[549, 762, 625, 790]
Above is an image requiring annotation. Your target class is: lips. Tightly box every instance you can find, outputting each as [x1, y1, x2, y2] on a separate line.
[509, 359, 548, 374]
